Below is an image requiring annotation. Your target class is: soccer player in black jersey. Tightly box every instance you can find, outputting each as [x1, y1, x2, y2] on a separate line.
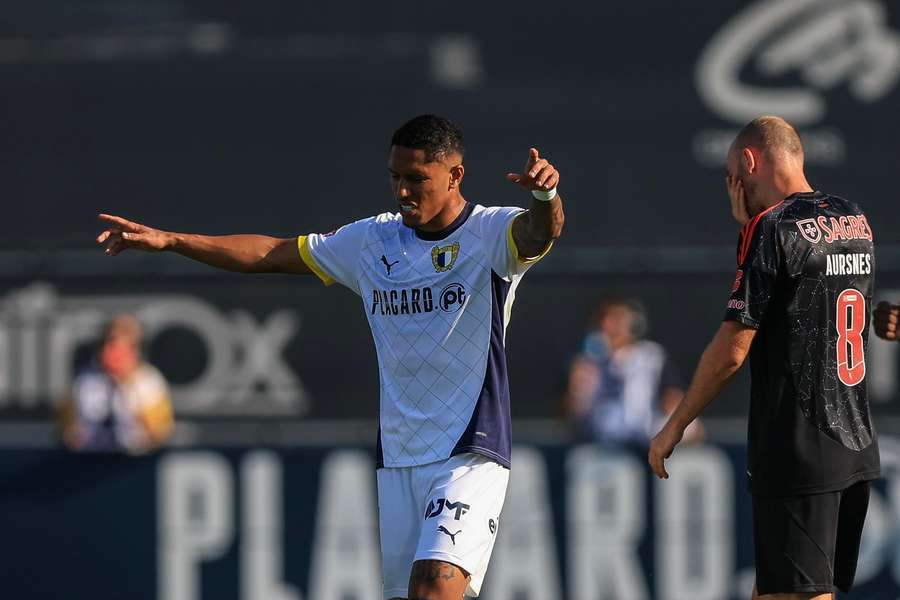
[649, 116, 879, 600]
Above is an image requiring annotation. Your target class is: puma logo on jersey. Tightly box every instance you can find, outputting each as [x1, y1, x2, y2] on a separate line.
[380, 254, 400, 275]
[437, 526, 462, 545]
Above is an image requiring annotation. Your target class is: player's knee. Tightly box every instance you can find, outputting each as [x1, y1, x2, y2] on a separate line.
[408, 559, 469, 599]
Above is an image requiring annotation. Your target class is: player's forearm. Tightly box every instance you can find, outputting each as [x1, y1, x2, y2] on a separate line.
[515, 196, 564, 257]
[166, 232, 286, 273]
[668, 333, 746, 432]
[526, 195, 565, 243]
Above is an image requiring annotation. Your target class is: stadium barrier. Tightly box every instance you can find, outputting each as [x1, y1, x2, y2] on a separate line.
[2, 440, 899, 599]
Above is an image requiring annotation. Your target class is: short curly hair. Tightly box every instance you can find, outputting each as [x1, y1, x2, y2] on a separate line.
[390, 114, 465, 162]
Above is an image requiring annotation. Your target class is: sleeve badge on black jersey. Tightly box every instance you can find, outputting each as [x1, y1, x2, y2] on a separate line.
[432, 241, 460, 272]
[797, 219, 822, 243]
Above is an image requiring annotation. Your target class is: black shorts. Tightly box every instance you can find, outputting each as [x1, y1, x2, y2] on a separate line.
[752, 481, 870, 595]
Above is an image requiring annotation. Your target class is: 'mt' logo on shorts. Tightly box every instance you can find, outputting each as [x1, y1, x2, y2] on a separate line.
[424, 498, 471, 520]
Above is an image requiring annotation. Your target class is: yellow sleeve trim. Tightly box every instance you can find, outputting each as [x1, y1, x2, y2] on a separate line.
[507, 214, 554, 264]
[297, 235, 335, 286]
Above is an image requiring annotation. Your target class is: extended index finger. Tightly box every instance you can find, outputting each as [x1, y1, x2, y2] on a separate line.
[524, 147, 540, 170]
[98, 213, 135, 229]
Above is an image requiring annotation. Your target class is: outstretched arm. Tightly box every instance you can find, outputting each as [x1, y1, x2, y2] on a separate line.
[648, 321, 757, 479]
[506, 148, 565, 258]
[96, 213, 312, 275]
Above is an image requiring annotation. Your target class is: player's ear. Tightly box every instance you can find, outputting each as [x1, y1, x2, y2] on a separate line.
[449, 163, 464, 190]
[741, 147, 757, 174]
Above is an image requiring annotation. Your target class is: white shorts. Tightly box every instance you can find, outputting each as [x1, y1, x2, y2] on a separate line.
[377, 452, 510, 599]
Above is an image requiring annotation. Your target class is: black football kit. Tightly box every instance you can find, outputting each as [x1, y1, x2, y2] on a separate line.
[723, 191, 879, 594]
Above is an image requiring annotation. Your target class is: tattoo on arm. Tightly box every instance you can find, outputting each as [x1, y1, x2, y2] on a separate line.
[512, 196, 565, 259]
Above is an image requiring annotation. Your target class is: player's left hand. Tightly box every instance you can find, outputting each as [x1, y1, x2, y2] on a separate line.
[874, 301, 900, 341]
[648, 423, 684, 479]
[726, 175, 750, 226]
[506, 148, 560, 192]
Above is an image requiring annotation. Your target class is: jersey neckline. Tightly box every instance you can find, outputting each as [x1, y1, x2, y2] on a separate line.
[414, 202, 475, 241]
[785, 190, 824, 201]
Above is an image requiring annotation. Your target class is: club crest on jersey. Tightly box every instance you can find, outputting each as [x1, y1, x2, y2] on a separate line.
[797, 219, 822, 244]
[431, 241, 460, 272]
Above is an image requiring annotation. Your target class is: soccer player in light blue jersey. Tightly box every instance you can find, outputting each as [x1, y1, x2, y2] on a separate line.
[97, 114, 565, 600]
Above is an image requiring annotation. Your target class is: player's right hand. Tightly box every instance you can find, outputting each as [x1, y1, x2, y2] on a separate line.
[97, 213, 171, 255]
[648, 422, 683, 479]
[874, 301, 900, 341]
[726, 175, 750, 226]
[506, 148, 560, 192]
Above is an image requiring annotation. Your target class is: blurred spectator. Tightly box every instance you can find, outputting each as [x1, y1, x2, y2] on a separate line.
[58, 314, 173, 454]
[562, 297, 703, 446]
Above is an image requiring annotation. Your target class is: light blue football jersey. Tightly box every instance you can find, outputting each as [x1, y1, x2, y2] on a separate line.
[299, 202, 549, 468]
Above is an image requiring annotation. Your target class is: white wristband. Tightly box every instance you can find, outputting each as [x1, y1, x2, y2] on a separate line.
[531, 187, 557, 202]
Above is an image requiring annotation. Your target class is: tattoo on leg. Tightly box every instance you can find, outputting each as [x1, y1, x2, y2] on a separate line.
[410, 560, 458, 582]
[408, 559, 470, 599]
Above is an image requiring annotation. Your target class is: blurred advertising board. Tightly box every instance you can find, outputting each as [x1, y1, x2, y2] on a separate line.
[2, 441, 900, 599]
